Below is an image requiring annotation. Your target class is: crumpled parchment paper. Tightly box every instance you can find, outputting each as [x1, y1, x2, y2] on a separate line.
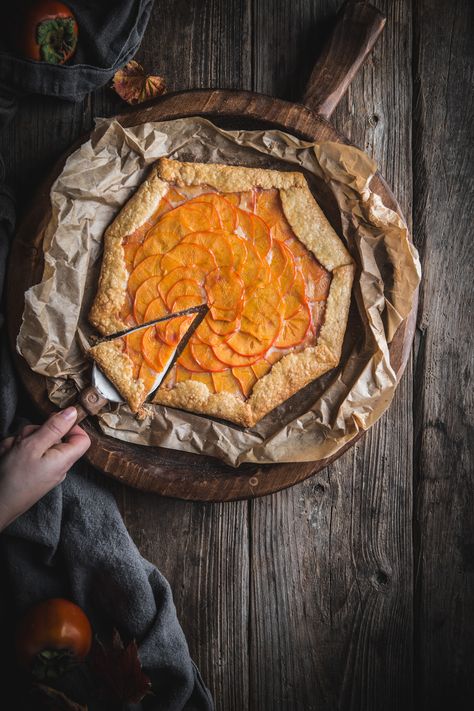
[17, 117, 421, 467]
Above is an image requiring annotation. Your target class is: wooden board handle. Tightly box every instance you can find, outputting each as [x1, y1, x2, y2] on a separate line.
[70, 385, 108, 424]
[302, 1, 386, 120]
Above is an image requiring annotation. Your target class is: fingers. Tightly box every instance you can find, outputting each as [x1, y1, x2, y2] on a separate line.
[46, 425, 91, 467]
[27, 407, 78, 456]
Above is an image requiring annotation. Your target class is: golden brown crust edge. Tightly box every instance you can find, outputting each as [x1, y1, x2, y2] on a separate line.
[89, 166, 169, 335]
[88, 341, 146, 413]
[157, 156, 307, 192]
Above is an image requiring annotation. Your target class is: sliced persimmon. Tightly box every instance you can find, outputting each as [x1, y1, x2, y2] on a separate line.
[211, 370, 242, 395]
[238, 244, 268, 293]
[142, 326, 174, 371]
[157, 265, 205, 302]
[174, 201, 220, 232]
[188, 194, 237, 232]
[248, 212, 272, 260]
[177, 343, 205, 372]
[176, 366, 215, 390]
[168, 293, 204, 313]
[299, 255, 332, 301]
[143, 295, 169, 323]
[207, 313, 241, 336]
[191, 342, 229, 372]
[138, 360, 159, 394]
[182, 230, 233, 268]
[165, 278, 204, 310]
[133, 276, 163, 322]
[136, 213, 187, 264]
[123, 242, 140, 270]
[270, 220, 295, 243]
[238, 190, 257, 213]
[278, 242, 296, 294]
[281, 269, 307, 319]
[212, 341, 260, 368]
[205, 267, 244, 314]
[161, 242, 217, 274]
[275, 303, 311, 348]
[128, 255, 163, 297]
[227, 233, 247, 271]
[226, 329, 272, 357]
[194, 315, 228, 346]
[159, 314, 195, 347]
[223, 192, 241, 207]
[256, 189, 280, 226]
[232, 366, 257, 397]
[251, 359, 272, 379]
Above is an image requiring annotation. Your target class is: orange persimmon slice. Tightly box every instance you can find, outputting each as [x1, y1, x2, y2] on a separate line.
[135, 213, 187, 264]
[227, 233, 247, 271]
[161, 243, 217, 274]
[182, 230, 233, 268]
[128, 255, 163, 297]
[211, 369, 242, 395]
[142, 326, 174, 371]
[251, 359, 272, 379]
[281, 269, 307, 319]
[165, 278, 204, 310]
[299, 255, 332, 301]
[188, 194, 237, 232]
[177, 344, 205, 372]
[205, 267, 244, 314]
[123, 242, 140, 270]
[174, 201, 220, 232]
[133, 275, 163, 322]
[160, 314, 195, 347]
[212, 341, 260, 368]
[248, 212, 272, 260]
[232, 366, 257, 397]
[157, 265, 205, 302]
[278, 242, 297, 294]
[207, 313, 241, 336]
[143, 295, 169, 323]
[274, 303, 311, 348]
[191, 341, 229, 372]
[176, 366, 215, 390]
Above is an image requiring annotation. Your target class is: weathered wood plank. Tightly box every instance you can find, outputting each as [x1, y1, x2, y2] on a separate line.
[249, 1, 414, 709]
[412, 0, 474, 707]
[92, 3, 253, 708]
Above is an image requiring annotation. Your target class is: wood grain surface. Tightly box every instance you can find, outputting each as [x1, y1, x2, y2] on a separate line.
[1, 0, 472, 709]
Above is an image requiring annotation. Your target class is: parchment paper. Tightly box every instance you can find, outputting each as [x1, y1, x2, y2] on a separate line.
[17, 117, 421, 467]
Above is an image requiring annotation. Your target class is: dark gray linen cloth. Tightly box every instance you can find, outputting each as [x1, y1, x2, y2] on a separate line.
[0, 3, 213, 709]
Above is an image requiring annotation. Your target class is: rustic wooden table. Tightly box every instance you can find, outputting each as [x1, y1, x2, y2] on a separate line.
[2, 1, 473, 709]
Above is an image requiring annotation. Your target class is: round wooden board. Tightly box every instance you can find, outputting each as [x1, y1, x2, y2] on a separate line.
[7, 89, 417, 501]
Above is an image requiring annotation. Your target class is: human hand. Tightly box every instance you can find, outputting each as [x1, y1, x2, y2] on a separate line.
[0, 407, 91, 531]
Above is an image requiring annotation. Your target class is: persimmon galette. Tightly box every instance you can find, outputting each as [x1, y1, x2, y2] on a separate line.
[89, 158, 354, 426]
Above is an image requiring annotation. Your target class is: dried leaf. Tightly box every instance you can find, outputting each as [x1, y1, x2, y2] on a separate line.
[33, 684, 88, 711]
[112, 60, 166, 104]
[89, 628, 152, 704]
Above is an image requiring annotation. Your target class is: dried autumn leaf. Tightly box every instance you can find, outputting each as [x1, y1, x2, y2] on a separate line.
[112, 60, 166, 104]
[89, 628, 152, 704]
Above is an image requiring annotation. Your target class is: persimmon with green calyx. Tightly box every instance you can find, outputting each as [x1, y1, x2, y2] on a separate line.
[15, 598, 92, 681]
[18, 1, 78, 65]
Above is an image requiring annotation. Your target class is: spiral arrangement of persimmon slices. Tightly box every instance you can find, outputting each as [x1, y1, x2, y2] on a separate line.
[121, 187, 332, 399]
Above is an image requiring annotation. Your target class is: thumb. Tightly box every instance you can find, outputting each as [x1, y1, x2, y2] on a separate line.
[30, 407, 78, 455]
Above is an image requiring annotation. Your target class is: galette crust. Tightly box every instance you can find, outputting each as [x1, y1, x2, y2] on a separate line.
[88, 339, 146, 413]
[89, 167, 169, 335]
[89, 157, 355, 425]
